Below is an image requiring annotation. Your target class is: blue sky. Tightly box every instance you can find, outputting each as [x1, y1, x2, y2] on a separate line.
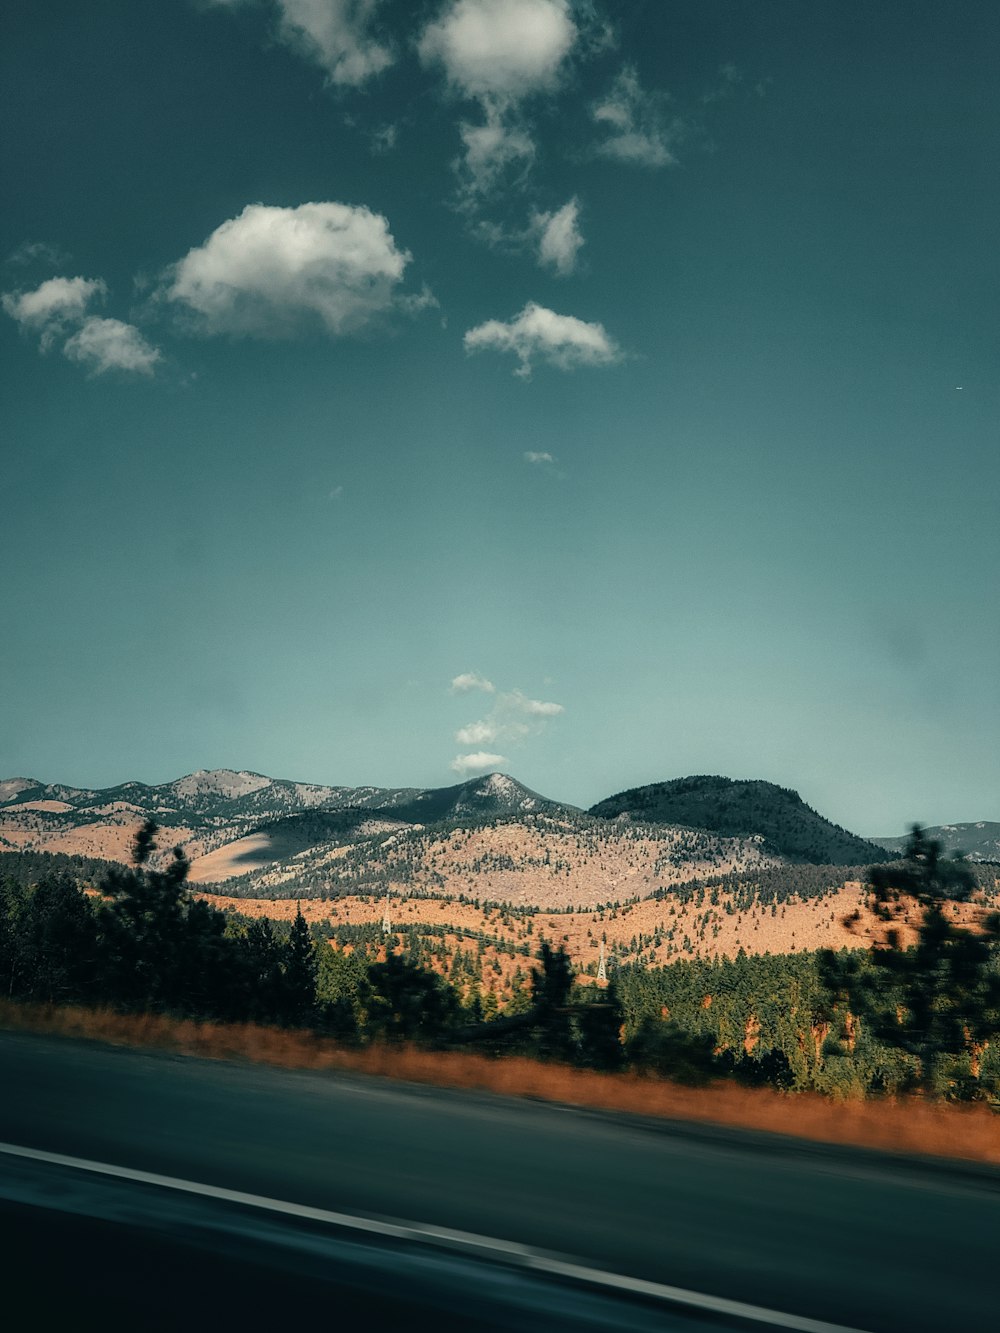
[2, 0, 998, 835]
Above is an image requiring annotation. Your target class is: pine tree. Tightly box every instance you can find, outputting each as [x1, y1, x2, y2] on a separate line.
[282, 905, 318, 1026]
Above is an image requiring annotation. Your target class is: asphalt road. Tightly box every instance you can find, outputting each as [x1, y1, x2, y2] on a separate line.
[1, 1031, 997, 1331]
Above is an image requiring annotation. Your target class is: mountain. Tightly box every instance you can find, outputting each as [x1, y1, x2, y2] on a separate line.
[588, 775, 888, 866]
[0, 765, 892, 904]
[0, 768, 578, 869]
[872, 822, 1000, 863]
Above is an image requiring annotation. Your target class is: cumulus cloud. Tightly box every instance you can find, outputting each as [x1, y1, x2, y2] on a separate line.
[455, 718, 499, 745]
[450, 750, 507, 775]
[524, 450, 554, 464]
[210, 0, 393, 86]
[2, 275, 106, 349]
[592, 65, 680, 168]
[464, 301, 620, 377]
[451, 671, 496, 694]
[163, 202, 415, 338]
[532, 197, 583, 275]
[62, 317, 161, 376]
[3, 275, 161, 375]
[419, 0, 577, 201]
[419, 0, 576, 104]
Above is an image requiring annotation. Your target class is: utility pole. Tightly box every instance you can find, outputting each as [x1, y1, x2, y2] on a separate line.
[381, 890, 392, 935]
[597, 936, 607, 982]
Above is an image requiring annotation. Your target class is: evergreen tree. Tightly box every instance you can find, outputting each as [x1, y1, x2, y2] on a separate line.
[281, 905, 318, 1026]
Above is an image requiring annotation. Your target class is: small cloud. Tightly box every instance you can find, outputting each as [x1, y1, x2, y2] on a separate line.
[163, 201, 417, 339]
[505, 689, 563, 717]
[464, 301, 621, 377]
[2, 275, 106, 350]
[455, 108, 535, 198]
[418, 0, 577, 105]
[532, 197, 583, 275]
[62, 317, 161, 376]
[210, 0, 394, 87]
[329, 485, 344, 499]
[455, 719, 499, 745]
[523, 451, 554, 464]
[5, 240, 71, 269]
[451, 671, 496, 694]
[592, 65, 681, 168]
[451, 750, 507, 776]
[371, 123, 398, 154]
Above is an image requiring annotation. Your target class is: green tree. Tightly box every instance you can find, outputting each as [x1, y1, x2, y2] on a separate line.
[821, 827, 1000, 1099]
[281, 905, 318, 1026]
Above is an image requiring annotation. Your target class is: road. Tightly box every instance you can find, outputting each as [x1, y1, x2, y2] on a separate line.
[1, 1031, 997, 1330]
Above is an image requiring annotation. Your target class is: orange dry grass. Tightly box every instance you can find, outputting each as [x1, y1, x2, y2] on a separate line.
[2, 1000, 997, 1168]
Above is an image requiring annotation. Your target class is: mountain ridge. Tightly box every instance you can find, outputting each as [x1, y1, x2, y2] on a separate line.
[0, 765, 937, 905]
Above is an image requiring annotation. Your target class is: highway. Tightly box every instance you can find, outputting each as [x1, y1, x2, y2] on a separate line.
[1, 1031, 997, 1330]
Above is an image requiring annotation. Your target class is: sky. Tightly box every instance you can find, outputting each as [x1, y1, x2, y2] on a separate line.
[2, 0, 998, 836]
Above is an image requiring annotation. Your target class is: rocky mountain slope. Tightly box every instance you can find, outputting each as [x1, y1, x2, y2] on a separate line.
[589, 776, 887, 865]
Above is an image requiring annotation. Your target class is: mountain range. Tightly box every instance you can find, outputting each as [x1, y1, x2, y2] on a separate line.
[0, 766, 919, 909]
[871, 823, 1000, 863]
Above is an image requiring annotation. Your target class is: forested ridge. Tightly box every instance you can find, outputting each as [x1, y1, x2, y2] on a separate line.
[590, 775, 888, 864]
[2, 824, 998, 1103]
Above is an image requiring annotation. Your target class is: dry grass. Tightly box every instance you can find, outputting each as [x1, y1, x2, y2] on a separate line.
[2, 1000, 997, 1168]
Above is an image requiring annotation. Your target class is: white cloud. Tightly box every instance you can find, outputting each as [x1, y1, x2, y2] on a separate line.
[455, 719, 499, 745]
[164, 201, 414, 338]
[505, 690, 563, 717]
[456, 109, 535, 197]
[533, 197, 583, 275]
[523, 451, 554, 464]
[449, 674, 563, 774]
[592, 65, 679, 168]
[419, 0, 576, 104]
[3, 275, 159, 375]
[2, 275, 106, 349]
[464, 301, 620, 377]
[450, 671, 496, 694]
[211, 0, 393, 86]
[451, 750, 507, 775]
[62, 317, 161, 376]
[420, 0, 577, 201]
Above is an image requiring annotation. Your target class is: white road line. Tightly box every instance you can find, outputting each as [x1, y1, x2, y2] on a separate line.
[0, 1140, 868, 1333]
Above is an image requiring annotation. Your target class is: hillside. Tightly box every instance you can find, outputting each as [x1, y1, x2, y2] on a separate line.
[194, 810, 780, 908]
[589, 776, 888, 865]
[872, 822, 1000, 863]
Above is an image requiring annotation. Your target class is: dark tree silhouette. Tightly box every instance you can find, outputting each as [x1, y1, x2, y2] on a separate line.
[282, 905, 318, 1026]
[821, 827, 1000, 1098]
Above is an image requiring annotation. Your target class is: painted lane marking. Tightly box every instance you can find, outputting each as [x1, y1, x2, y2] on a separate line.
[0, 1140, 868, 1333]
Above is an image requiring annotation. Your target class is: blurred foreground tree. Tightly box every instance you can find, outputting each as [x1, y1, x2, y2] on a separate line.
[821, 827, 1000, 1099]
